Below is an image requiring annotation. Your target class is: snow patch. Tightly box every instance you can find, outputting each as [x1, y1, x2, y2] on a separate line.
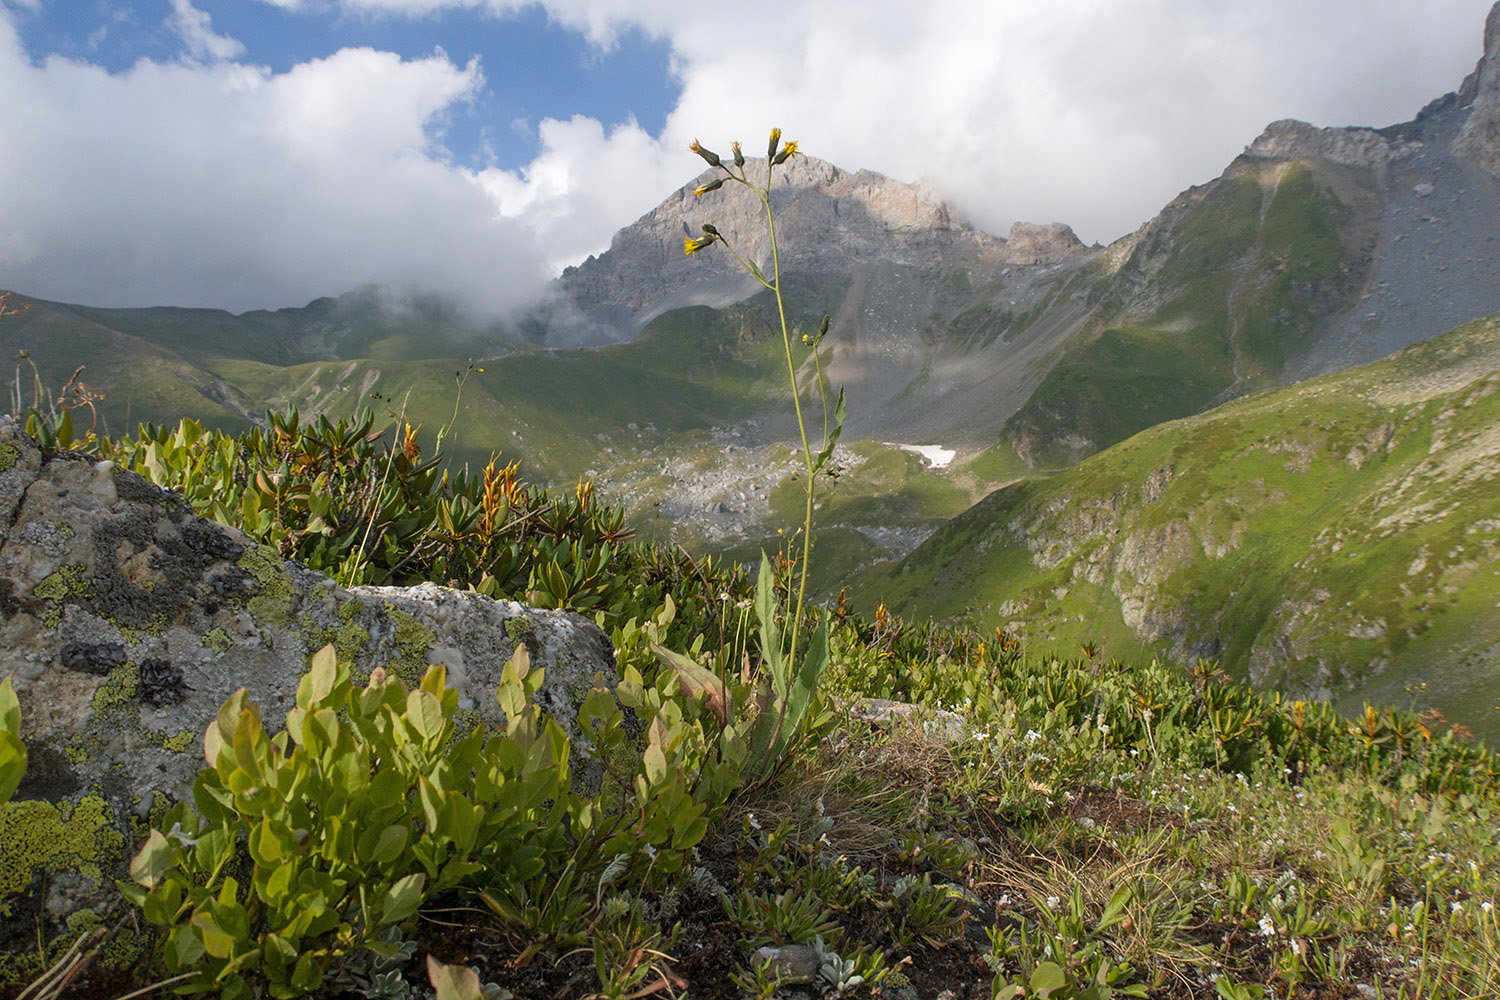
[891, 443, 955, 468]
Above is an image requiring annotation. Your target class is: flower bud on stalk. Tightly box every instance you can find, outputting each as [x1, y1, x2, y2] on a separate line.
[694, 178, 727, 198]
[689, 139, 721, 167]
[767, 128, 782, 160]
[732, 141, 745, 167]
[773, 140, 800, 166]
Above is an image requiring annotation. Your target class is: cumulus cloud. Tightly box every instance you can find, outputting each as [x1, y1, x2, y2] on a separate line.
[1, 0, 1494, 315]
[0, 14, 554, 313]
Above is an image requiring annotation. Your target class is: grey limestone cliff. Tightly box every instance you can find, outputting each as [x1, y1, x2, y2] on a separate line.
[546, 155, 1086, 346]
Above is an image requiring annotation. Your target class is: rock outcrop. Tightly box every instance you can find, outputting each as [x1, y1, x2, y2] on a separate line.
[1242, 119, 1399, 170]
[1002, 222, 1088, 266]
[1454, 1, 1500, 176]
[0, 418, 617, 960]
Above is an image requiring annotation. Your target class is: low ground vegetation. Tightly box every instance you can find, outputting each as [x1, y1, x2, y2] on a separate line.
[2, 404, 1497, 1000]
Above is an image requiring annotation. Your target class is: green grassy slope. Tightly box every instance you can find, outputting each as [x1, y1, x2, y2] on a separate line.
[196, 303, 793, 479]
[2, 291, 804, 479]
[1004, 159, 1378, 467]
[857, 312, 1500, 739]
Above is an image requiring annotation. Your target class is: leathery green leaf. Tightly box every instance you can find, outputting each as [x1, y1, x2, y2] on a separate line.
[0, 674, 19, 734]
[306, 643, 338, 706]
[129, 829, 174, 888]
[407, 689, 445, 743]
[381, 872, 427, 926]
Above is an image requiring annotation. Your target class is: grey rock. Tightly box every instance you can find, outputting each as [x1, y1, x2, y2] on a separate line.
[1243, 119, 1394, 170]
[847, 698, 968, 741]
[1003, 221, 1088, 265]
[1455, 3, 1500, 176]
[0, 418, 618, 955]
[752, 943, 820, 983]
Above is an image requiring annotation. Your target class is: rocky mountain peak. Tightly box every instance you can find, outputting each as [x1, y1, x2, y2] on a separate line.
[547, 155, 999, 339]
[545, 154, 1087, 345]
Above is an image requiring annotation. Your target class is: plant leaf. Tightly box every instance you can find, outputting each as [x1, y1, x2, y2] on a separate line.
[381, 872, 427, 926]
[1030, 961, 1067, 997]
[652, 643, 727, 723]
[810, 387, 846, 476]
[755, 555, 785, 700]
[129, 829, 173, 888]
[0, 675, 19, 735]
[780, 620, 830, 743]
[407, 689, 445, 743]
[427, 955, 484, 1000]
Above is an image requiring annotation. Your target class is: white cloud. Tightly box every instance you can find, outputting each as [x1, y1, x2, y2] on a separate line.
[0, 17, 549, 313]
[169, 0, 246, 63]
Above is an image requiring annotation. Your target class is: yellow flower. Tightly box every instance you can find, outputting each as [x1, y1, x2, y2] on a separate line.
[694, 177, 726, 198]
[684, 234, 717, 255]
[767, 127, 781, 160]
[773, 139, 800, 165]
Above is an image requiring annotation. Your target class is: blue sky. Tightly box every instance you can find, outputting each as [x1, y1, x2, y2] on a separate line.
[11, 1, 678, 170]
[0, 0, 1495, 314]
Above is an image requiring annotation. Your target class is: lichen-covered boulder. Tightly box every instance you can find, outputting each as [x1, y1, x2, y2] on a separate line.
[0, 417, 618, 973]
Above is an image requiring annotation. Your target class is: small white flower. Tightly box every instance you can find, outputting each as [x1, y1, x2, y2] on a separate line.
[747, 812, 761, 830]
[1025, 730, 1042, 744]
[1480, 901, 1493, 914]
[1130, 748, 1139, 757]
[1258, 915, 1277, 937]
[1451, 901, 1464, 915]
[1046, 896, 1061, 910]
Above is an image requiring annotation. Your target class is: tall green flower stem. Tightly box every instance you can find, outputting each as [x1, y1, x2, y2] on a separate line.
[683, 130, 844, 664]
[657, 130, 844, 785]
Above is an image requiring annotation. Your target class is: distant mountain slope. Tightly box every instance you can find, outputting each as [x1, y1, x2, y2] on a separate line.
[856, 311, 1500, 740]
